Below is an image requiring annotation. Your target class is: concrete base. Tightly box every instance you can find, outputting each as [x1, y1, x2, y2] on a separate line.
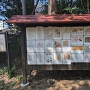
[21, 82, 29, 87]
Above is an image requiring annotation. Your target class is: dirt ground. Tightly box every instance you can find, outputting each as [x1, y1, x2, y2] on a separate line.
[1, 70, 90, 90]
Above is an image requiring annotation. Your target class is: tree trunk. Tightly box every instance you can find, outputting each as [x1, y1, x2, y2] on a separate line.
[70, 0, 73, 13]
[48, 0, 57, 15]
[87, 0, 90, 13]
[32, 0, 39, 15]
[21, 0, 27, 15]
[30, 0, 35, 15]
[81, 0, 85, 12]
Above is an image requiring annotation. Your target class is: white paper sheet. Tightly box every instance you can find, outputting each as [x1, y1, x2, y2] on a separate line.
[44, 27, 53, 39]
[45, 39, 53, 47]
[54, 52, 62, 64]
[62, 40, 70, 47]
[45, 52, 54, 64]
[71, 27, 83, 35]
[26, 27, 36, 40]
[27, 53, 36, 65]
[54, 39, 62, 48]
[53, 39, 62, 52]
[84, 26, 90, 35]
[36, 27, 44, 39]
[71, 53, 83, 62]
[84, 54, 90, 62]
[36, 53, 44, 64]
[27, 40, 36, 52]
[45, 40, 53, 53]
[62, 47, 71, 52]
[84, 36, 90, 45]
[62, 27, 70, 39]
[71, 35, 83, 45]
[53, 27, 62, 39]
[84, 46, 90, 53]
[36, 40, 44, 52]
[62, 52, 71, 64]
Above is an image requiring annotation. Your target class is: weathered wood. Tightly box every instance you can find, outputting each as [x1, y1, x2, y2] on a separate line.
[5, 32, 11, 74]
[27, 63, 90, 73]
[21, 25, 27, 84]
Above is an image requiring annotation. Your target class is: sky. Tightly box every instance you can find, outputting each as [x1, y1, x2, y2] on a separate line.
[35, 0, 48, 5]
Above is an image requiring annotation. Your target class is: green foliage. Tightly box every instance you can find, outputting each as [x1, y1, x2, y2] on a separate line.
[0, 80, 4, 86]
[18, 75, 23, 81]
[7, 66, 16, 78]
[63, 7, 83, 14]
[26, 0, 34, 15]
[0, 65, 8, 75]
[0, 80, 4, 90]
[10, 81, 16, 86]
[0, 80, 16, 90]
[0, 65, 16, 78]
[44, 0, 89, 14]
[57, 0, 90, 14]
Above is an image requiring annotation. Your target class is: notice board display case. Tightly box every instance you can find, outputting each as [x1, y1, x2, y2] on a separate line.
[7, 14, 90, 70]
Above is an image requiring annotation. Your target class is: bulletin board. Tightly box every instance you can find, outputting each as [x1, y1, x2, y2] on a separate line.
[26, 26, 90, 65]
[0, 33, 6, 52]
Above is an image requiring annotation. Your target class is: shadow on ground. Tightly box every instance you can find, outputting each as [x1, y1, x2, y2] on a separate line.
[1, 70, 90, 90]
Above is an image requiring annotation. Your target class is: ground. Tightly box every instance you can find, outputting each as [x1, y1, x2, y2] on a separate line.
[0, 70, 90, 90]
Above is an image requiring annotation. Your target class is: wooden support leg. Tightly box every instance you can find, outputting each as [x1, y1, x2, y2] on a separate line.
[6, 32, 11, 74]
[20, 25, 29, 86]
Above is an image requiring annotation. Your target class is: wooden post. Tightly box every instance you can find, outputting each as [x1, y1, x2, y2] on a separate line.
[21, 25, 29, 86]
[5, 32, 11, 74]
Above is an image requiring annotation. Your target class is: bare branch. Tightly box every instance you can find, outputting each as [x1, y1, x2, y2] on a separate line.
[32, 0, 39, 15]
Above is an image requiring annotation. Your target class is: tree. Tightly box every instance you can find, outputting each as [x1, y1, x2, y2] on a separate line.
[0, 0, 34, 19]
[0, 0, 90, 19]
[48, 0, 57, 15]
[21, 0, 26, 15]
[75, 0, 90, 14]
[0, 0, 22, 19]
